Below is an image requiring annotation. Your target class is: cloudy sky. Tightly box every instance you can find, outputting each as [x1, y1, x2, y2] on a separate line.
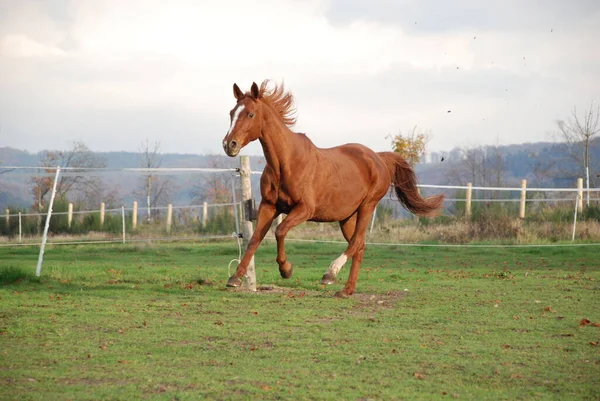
[1, 0, 599, 157]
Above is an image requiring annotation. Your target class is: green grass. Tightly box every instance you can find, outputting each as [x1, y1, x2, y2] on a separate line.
[1, 240, 599, 400]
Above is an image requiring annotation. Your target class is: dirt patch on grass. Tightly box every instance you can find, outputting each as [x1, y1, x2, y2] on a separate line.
[226, 285, 407, 305]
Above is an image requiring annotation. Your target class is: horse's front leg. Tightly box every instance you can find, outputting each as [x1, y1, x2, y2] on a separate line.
[226, 201, 277, 287]
[274, 203, 312, 279]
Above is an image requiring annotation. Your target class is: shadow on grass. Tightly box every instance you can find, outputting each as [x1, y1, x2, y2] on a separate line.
[0, 265, 40, 285]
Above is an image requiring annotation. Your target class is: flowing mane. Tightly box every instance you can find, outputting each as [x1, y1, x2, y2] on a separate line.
[255, 80, 297, 127]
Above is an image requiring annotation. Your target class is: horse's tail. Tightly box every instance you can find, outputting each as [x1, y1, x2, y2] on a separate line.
[377, 151, 445, 217]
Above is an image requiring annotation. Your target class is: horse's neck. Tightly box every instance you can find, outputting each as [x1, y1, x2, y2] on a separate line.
[259, 108, 309, 177]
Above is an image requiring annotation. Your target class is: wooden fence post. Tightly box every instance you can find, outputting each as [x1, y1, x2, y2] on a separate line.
[202, 202, 208, 228]
[519, 179, 527, 219]
[465, 183, 472, 219]
[132, 201, 138, 229]
[5, 209, 9, 227]
[240, 156, 256, 291]
[166, 204, 173, 233]
[67, 203, 73, 228]
[577, 178, 583, 213]
[100, 202, 105, 227]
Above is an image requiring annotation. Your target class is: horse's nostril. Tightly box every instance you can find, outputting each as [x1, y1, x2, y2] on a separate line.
[230, 140, 238, 149]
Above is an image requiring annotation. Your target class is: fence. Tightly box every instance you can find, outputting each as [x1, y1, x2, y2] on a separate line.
[2, 165, 600, 245]
[2, 158, 600, 282]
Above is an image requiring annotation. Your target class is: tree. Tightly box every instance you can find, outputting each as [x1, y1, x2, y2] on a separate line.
[191, 156, 237, 204]
[31, 141, 106, 211]
[388, 125, 430, 165]
[138, 140, 174, 222]
[555, 102, 600, 206]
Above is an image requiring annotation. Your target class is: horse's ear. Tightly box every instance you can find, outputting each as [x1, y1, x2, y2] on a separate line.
[233, 83, 244, 100]
[250, 82, 260, 99]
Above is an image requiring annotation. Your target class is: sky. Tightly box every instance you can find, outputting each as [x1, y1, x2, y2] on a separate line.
[1, 0, 599, 157]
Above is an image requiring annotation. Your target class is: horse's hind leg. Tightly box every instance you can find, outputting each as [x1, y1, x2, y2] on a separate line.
[334, 203, 377, 297]
[320, 214, 356, 285]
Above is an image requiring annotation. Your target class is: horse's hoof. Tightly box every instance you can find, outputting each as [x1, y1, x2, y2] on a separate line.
[279, 261, 293, 279]
[320, 273, 336, 285]
[226, 276, 242, 288]
[334, 290, 351, 299]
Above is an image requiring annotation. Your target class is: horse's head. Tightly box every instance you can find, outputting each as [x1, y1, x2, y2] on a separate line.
[222, 82, 263, 157]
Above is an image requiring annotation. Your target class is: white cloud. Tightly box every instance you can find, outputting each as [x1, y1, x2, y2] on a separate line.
[0, 0, 599, 155]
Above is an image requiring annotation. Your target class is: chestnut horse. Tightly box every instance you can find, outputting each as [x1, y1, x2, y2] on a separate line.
[222, 80, 444, 297]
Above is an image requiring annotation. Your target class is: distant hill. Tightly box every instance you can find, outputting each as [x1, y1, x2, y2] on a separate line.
[1, 138, 598, 210]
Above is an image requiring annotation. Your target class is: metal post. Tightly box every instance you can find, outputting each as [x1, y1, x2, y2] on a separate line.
[369, 206, 377, 234]
[240, 156, 256, 291]
[586, 166, 590, 207]
[36, 167, 61, 277]
[122, 206, 126, 244]
[572, 194, 579, 242]
[577, 178, 584, 213]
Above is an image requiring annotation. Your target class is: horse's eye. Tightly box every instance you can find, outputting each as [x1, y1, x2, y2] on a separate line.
[248, 112, 255, 118]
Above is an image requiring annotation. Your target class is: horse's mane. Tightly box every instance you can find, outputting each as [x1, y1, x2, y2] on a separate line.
[256, 80, 297, 127]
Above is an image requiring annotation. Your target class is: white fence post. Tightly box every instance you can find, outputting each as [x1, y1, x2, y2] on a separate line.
[577, 178, 583, 213]
[202, 202, 208, 228]
[36, 166, 61, 277]
[122, 206, 126, 244]
[67, 203, 73, 228]
[132, 201, 138, 229]
[166, 204, 173, 233]
[18, 212, 22, 243]
[100, 202, 105, 227]
[240, 156, 256, 291]
[5, 209, 9, 227]
[519, 179, 527, 219]
[465, 182, 472, 219]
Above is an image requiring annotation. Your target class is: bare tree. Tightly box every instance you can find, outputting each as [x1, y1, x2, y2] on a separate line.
[138, 140, 174, 222]
[555, 102, 600, 206]
[191, 156, 237, 204]
[31, 141, 106, 210]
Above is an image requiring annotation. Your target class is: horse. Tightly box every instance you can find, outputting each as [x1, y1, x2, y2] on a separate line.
[222, 80, 444, 297]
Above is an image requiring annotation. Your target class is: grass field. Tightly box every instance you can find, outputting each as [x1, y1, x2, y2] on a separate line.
[1, 240, 599, 400]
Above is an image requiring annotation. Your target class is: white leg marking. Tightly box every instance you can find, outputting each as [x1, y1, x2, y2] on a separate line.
[227, 105, 245, 135]
[326, 253, 348, 277]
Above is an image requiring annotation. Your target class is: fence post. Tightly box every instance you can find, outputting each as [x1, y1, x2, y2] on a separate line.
[132, 201, 138, 229]
[577, 178, 583, 213]
[465, 182, 472, 219]
[100, 202, 105, 227]
[122, 206, 126, 244]
[519, 179, 527, 219]
[36, 166, 61, 277]
[68, 203, 73, 228]
[202, 201, 208, 228]
[5, 209, 9, 227]
[18, 212, 22, 243]
[166, 204, 173, 233]
[240, 156, 256, 291]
